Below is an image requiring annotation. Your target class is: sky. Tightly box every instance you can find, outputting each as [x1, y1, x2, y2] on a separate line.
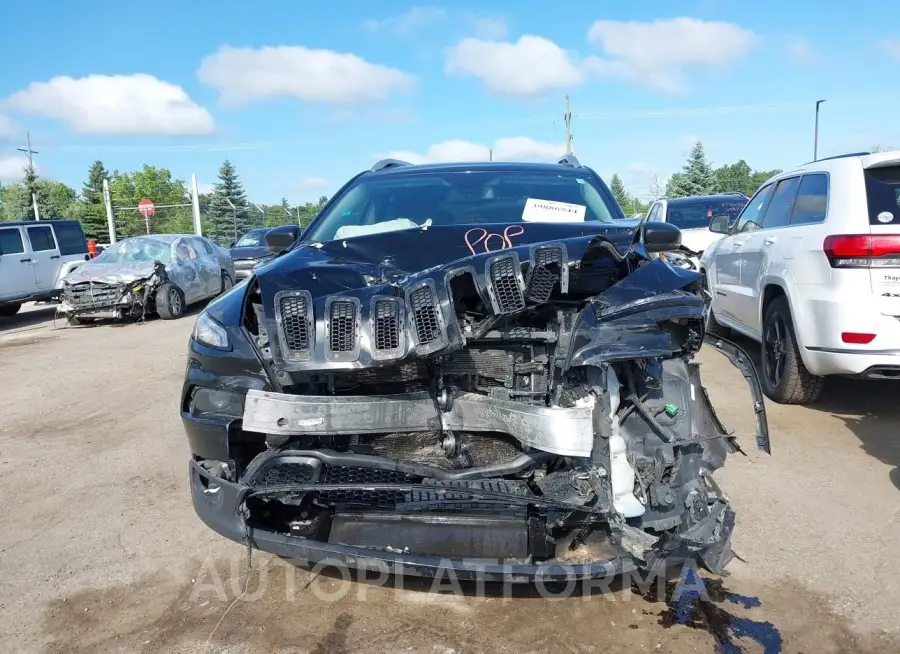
[1, 0, 900, 205]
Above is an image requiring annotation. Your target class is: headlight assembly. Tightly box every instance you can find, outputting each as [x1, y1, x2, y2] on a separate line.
[192, 311, 230, 350]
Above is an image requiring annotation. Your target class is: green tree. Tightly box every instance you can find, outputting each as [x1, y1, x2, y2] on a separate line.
[105, 165, 191, 237]
[667, 141, 715, 197]
[609, 174, 629, 210]
[75, 160, 111, 240]
[207, 160, 249, 245]
[0, 183, 30, 221]
[711, 159, 782, 196]
[36, 180, 76, 218]
[22, 164, 41, 220]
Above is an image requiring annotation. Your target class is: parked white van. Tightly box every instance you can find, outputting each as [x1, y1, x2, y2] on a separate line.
[0, 220, 92, 317]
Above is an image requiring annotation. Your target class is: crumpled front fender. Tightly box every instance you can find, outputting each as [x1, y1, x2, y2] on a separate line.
[703, 334, 771, 455]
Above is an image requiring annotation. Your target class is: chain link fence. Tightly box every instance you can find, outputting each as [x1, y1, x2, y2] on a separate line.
[112, 204, 196, 241]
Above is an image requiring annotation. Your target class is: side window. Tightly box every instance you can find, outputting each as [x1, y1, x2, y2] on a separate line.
[736, 184, 776, 233]
[647, 203, 660, 221]
[175, 240, 197, 261]
[27, 225, 57, 252]
[760, 177, 801, 229]
[53, 223, 88, 256]
[0, 228, 25, 255]
[193, 237, 214, 256]
[790, 174, 828, 225]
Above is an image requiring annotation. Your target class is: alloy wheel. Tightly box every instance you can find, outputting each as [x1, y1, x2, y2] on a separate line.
[764, 315, 787, 388]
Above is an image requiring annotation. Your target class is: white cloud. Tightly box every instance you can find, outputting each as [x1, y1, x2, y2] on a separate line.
[363, 7, 447, 35]
[586, 17, 755, 93]
[0, 114, 18, 140]
[469, 15, 508, 40]
[444, 35, 583, 96]
[785, 36, 819, 65]
[5, 74, 214, 135]
[296, 176, 328, 192]
[879, 38, 900, 60]
[0, 155, 32, 182]
[198, 46, 414, 106]
[386, 136, 563, 164]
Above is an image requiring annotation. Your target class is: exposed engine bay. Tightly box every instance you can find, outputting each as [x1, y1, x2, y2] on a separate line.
[59, 260, 169, 322]
[193, 226, 769, 577]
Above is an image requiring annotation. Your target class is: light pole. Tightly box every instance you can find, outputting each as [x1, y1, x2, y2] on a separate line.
[814, 99, 826, 161]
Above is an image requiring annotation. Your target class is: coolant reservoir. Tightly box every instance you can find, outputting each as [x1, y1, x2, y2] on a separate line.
[606, 368, 646, 518]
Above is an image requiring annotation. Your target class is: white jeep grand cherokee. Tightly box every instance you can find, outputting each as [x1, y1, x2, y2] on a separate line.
[700, 150, 900, 404]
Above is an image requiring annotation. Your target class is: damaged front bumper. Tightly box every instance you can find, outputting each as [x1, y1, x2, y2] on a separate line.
[190, 456, 736, 581]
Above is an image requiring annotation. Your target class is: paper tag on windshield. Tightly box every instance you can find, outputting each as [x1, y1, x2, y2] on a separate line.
[522, 198, 586, 223]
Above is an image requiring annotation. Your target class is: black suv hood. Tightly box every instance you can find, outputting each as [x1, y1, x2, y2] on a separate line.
[255, 223, 637, 299]
[231, 245, 271, 260]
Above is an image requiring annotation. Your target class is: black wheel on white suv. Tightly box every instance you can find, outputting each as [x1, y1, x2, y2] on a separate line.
[761, 296, 825, 404]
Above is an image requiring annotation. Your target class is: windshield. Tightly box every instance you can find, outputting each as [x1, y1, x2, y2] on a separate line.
[667, 197, 748, 230]
[235, 229, 269, 247]
[304, 170, 620, 243]
[92, 237, 172, 265]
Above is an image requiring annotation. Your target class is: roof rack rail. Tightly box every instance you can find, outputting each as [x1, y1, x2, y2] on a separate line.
[369, 158, 411, 173]
[800, 151, 870, 165]
[557, 154, 582, 168]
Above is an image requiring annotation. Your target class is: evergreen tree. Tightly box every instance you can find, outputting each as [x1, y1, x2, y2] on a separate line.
[609, 174, 630, 211]
[22, 164, 41, 220]
[207, 160, 249, 245]
[77, 160, 111, 240]
[667, 141, 715, 197]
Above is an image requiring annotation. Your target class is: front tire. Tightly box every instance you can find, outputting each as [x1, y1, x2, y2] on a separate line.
[220, 271, 233, 295]
[155, 283, 185, 320]
[761, 296, 824, 404]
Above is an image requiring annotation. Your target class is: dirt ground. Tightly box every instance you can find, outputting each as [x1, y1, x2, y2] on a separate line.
[2, 302, 900, 653]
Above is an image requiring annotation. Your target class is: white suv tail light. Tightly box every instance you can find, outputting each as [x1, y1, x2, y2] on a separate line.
[823, 234, 900, 268]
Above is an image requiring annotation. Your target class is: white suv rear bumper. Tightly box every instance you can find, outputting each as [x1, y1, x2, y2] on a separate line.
[796, 282, 900, 377]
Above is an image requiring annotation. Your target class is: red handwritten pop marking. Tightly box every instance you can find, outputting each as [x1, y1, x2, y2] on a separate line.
[464, 224, 525, 255]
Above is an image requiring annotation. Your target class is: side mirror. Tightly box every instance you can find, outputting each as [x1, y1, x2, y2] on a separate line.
[265, 225, 298, 255]
[641, 221, 682, 253]
[709, 214, 730, 234]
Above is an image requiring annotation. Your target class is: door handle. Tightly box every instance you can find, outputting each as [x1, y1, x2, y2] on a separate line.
[50, 255, 60, 260]
[764, 237, 777, 246]
[20, 258, 32, 263]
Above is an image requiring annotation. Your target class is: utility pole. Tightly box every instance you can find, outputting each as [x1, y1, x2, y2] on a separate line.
[814, 100, 826, 161]
[564, 95, 573, 154]
[17, 131, 39, 170]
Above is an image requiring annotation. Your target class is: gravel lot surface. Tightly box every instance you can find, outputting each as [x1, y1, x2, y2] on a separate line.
[1, 302, 899, 653]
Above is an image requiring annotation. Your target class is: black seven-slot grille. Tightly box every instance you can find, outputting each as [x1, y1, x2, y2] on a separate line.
[373, 299, 400, 351]
[279, 294, 311, 353]
[329, 300, 357, 352]
[65, 282, 124, 309]
[489, 256, 525, 313]
[526, 246, 564, 303]
[274, 247, 569, 361]
[409, 285, 441, 345]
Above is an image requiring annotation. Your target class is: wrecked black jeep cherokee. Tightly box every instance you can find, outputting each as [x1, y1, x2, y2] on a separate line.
[182, 157, 769, 581]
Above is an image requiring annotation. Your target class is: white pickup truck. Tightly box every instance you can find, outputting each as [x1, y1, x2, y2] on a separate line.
[0, 220, 93, 317]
